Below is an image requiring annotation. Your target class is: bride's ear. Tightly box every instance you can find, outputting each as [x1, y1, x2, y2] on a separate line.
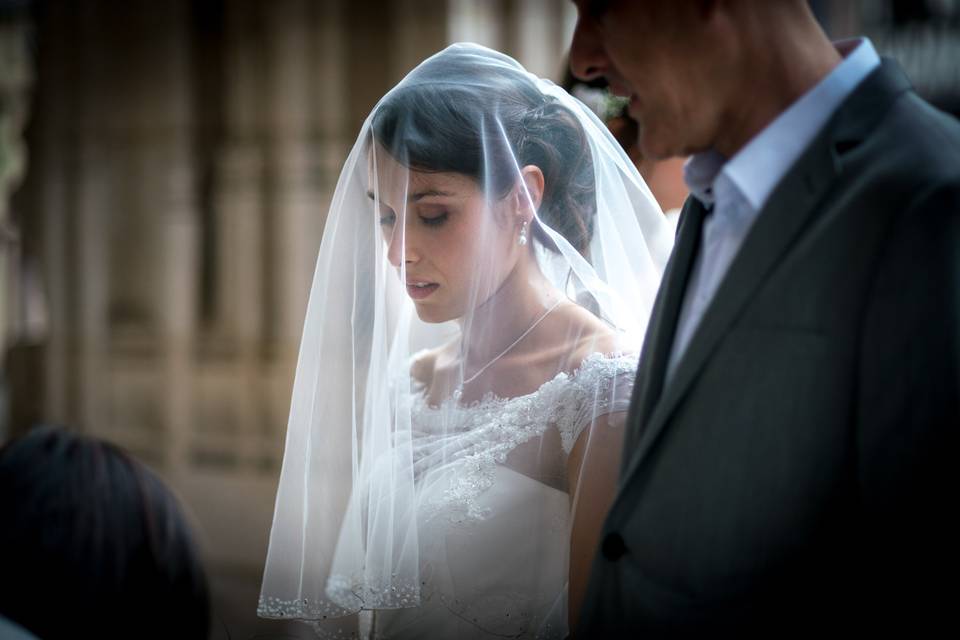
[516, 165, 545, 221]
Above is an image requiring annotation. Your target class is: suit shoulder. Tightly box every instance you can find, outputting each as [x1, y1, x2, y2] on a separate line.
[830, 91, 960, 223]
[869, 91, 960, 184]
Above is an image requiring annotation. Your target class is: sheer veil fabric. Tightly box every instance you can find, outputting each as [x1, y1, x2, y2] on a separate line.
[259, 43, 673, 638]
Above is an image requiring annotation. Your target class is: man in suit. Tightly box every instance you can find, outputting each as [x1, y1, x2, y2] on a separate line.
[569, 1, 958, 636]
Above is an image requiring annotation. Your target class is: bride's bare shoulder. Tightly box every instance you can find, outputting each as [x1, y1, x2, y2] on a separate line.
[410, 349, 437, 388]
[550, 302, 634, 366]
[410, 340, 458, 388]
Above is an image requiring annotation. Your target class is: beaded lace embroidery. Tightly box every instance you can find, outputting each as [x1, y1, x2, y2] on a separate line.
[256, 352, 638, 630]
[410, 351, 638, 520]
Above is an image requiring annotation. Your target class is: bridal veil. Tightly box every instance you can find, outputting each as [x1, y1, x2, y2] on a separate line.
[259, 43, 672, 637]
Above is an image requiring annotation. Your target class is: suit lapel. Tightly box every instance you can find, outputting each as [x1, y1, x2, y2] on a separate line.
[621, 197, 706, 464]
[618, 59, 914, 490]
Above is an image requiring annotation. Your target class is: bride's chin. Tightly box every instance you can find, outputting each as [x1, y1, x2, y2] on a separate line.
[413, 303, 457, 324]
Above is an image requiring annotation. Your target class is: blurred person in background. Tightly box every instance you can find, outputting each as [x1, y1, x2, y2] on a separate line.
[0, 426, 211, 639]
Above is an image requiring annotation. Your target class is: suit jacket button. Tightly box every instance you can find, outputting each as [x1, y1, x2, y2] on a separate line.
[602, 532, 628, 561]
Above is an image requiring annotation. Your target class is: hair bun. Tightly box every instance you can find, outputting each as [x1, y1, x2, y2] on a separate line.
[516, 100, 596, 254]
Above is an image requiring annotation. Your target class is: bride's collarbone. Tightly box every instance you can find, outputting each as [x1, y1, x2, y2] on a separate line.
[412, 306, 622, 404]
[421, 347, 577, 406]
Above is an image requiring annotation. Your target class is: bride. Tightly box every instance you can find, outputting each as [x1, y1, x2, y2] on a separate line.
[258, 44, 672, 639]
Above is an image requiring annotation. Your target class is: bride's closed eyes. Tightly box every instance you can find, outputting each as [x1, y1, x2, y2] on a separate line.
[416, 207, 450, 227]
[376, 209, 450, 228]
[368, 187, 453, 229]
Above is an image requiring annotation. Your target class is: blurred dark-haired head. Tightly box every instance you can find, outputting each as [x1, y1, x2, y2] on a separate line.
[0, 426, 210, 639]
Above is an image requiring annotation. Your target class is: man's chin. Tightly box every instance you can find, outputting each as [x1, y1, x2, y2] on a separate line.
[639, 130, 689, 162]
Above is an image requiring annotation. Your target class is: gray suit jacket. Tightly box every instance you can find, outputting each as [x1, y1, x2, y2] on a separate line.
[578, 59, 960, 638]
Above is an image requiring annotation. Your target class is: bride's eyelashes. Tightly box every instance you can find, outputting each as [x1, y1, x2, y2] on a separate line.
[419, 211, 449, 227]
[377, 210, 449, 227]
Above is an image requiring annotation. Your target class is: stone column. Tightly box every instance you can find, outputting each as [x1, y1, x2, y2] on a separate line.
[315, 0, 350, 223]
[515, 0, 559, 78]
[259, 0, 323, 468]
[264, 0, 321, 356]
[215, 0, 265, 352]
[37, 2, 72, 424]
[345, 0, 395, 135]
[513, 0, 578, 81]
[561, 0, 578, 52]
[150, 0, 198, 471]
[209, 0, 267, 470]
[393, 0, 449, 82]
[447, 0, 504, 51]
[73, 1, 113, 438]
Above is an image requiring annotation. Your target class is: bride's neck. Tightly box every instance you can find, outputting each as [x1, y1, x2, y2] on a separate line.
[458, 254, 559, 365]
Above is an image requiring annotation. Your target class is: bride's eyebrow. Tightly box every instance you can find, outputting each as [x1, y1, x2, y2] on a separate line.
[409, 189, 455, 202]
[365, 189, 455, 202]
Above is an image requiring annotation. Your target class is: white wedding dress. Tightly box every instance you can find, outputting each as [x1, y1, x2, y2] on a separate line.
[370, 351, 638, 640]
[258, 44, 672, 640]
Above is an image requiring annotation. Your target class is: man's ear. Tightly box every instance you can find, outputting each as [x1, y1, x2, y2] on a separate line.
[517, 165, 545, 219]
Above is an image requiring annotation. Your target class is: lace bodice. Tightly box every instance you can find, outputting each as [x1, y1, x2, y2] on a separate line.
[360, 350, 641, 639]
[406, 351, 638, 520]
[260, 351, 641, 638]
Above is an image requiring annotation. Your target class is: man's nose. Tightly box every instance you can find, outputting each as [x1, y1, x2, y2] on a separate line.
[569, 14, 607, 82]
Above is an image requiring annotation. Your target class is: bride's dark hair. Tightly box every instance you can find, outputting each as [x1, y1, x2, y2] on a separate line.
[371, 46, 597, 254]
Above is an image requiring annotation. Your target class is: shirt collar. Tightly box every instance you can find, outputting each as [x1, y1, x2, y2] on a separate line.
[684, 38, 881, 212]
[683, 149, 724, 207]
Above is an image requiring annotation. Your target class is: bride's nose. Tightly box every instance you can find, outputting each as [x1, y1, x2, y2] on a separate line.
[386, 224, 419, 268]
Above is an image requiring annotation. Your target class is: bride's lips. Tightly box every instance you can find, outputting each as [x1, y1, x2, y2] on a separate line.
[406, 281, 439, 300]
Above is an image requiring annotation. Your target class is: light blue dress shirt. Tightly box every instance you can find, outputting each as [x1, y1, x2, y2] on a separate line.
[666, 38, 882, 383]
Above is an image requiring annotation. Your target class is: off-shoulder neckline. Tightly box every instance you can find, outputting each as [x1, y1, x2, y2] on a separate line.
[409, 350, 638, 412]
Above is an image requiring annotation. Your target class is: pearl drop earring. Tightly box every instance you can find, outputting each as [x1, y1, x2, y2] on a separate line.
[518, 220, 528, 246]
